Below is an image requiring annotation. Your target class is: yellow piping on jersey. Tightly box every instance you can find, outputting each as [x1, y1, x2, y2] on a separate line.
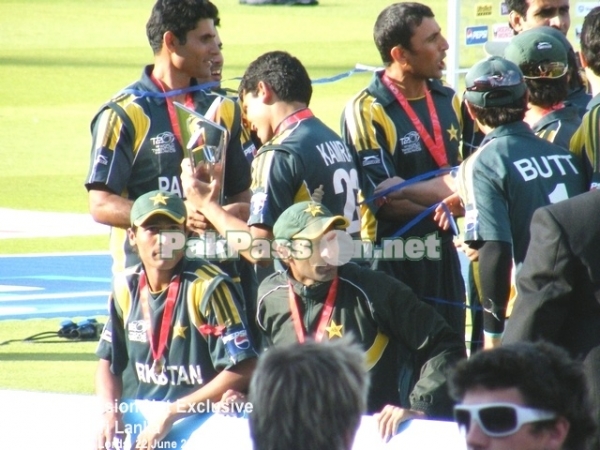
[364, 331, 390, 371]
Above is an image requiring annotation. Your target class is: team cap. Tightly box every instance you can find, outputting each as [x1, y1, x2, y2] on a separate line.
[504, 28, 568, 79]
[273, 201, 349, 240]
[464, 56, 527, 108]
[130, 190, 187, 227]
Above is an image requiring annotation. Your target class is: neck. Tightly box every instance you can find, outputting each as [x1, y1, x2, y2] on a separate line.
[272, 102, 309, 133]
[384, 67, 427, 98]
[524, 104, 549, 127]
[585, 67, 600, 97]
[144, 268, 174, 293]
[475, 119, 494, 136]
[151, 60, 191, 101]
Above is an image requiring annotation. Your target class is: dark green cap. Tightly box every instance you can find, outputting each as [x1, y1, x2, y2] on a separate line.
[464, 56, 527, 108]
[504, 28, 567, 69]
[130, 190, 187, 227]
[273, 201, 349, 240]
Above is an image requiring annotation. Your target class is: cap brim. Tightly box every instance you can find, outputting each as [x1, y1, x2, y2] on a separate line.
[133, 210, 186, 227]
[484, 40, 510, 57]
[293, 216, 350, 240]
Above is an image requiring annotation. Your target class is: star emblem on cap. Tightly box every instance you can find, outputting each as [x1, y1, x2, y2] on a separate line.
[304, 203, 323, 217]
[150, 193, 169, 206]
[326, 320, 343, 338]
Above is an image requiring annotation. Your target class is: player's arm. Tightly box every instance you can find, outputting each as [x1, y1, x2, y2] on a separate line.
[475, 240, 513, 349]
[375, 173, 457, 208]
[88, 184, 133, 229]
[95, 358, 125, 450]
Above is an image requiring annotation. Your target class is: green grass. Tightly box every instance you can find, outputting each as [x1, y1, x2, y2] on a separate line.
[0, 0, 586, 395]
[0, 317, 106, 394]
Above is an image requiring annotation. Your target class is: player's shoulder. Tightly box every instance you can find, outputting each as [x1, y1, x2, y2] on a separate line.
[182, 258, 231, 283]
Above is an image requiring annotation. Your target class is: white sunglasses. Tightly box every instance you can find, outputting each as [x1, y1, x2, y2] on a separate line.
[454, 402, 557, 437]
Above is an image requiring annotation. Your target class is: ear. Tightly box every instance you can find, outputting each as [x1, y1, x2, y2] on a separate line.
[163, 30, 178, 52]
[580, 51, 589, 69]
[273, 239, 293, 261]
[390, 45, 409, 66]
[509, 10, 525, 34]
[545, 416, 570, 449]
[127, 227, 137, 247]
[464, 100, 477, 121]
[256, 80, 276, 104]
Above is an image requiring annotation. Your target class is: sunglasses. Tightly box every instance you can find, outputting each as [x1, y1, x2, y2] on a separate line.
[466, 70, 523, 92]
[454, 403, 557, 437]
[522, 62, 568, 79]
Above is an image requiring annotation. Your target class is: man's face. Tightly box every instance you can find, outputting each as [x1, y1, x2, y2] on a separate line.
[241, 89, 272, 144]
[210, 30, 224, 84]
[510, 0, 570, 35]
[128, 216, 185, 271]
[172, 18, 219, 80]
[403, 17, 449, 80]
[288, 234, 339, 286]
[459, 387, 565, 450]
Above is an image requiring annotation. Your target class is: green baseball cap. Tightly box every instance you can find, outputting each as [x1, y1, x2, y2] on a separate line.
[504, 28, 568, 75]
[130, 190, 187, 227]
[464, 56, 527, 108]
[273, 201, 349, 240]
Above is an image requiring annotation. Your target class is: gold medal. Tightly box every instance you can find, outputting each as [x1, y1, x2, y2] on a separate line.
[151, 357, 165, 375]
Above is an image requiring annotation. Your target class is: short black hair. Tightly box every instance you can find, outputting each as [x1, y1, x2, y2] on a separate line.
[239, 51, 312, 105]
[373, 2, 434, 65]
[467, 94, 527, 128]
[146, 0, 219, 54]
[581, 6, 600, 76]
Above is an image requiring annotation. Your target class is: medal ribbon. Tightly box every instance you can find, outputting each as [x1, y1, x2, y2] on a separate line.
[138, 272, 181, 367]
[381, 74, 448, 168]
[288, 276, 339, 343]
[273, 108, 314, 136]
[150, 74, 195, 146]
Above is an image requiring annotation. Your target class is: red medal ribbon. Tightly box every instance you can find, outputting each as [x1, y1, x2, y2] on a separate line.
[381, 74, 448, 168]
[273, 108, 314, 136]
[150, 74, 195, 146]
[288, 276, 339, 343]
[138, 272, 181, 368]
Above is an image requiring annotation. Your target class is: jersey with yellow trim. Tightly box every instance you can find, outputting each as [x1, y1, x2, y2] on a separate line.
[570, 96, 600, 190]
[458, 121, 586, 266]
[532, 102, 581, 150]
[256, 263, 466, 415]
[85, 65, 251, 270]
[248, 115, 360, 235]
[96, 258, 258, 401]
[342, 73, 462, 243]
[341, 73, 465, 337]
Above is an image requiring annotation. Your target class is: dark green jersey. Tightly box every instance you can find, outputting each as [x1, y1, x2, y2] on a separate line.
[85, 65, 251, 270]
[96, 259, 257, 401]
[257, 263, 466, 416]
[342, 73, 462, 242]
[570, 96, 600, 190]
[458, 121, 587, 266]
[249, 113, 360, 235]
[532, 102, 581, 150]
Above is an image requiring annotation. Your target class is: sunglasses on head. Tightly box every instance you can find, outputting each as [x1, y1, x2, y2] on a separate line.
[522, 61, 568, 79]
[454, 403, 557, 437]
[466, 70, 523, 92]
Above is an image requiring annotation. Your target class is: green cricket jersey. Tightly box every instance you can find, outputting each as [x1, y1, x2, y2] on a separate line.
[458, 121, 587, 266]
[257, 263, 466, 416]
[341, 73, 466, 336]
[96, 259, 258, 401]
[249, 113, 360, 235]
[532, 102, 581, 150]
[85, 65, 251, 271]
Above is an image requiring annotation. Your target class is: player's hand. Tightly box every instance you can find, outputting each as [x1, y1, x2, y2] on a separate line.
[181, 160, 222, 211]
[96, 410, 124, 450]
[132, 412, 175, 450]
[483, 333, 502, 350]
[374, 405, 425, 442]
[212, 389, 248, 416]
[433, 192, 464, 230]
[373, 176, 406, 206]
[184, 201, 214, 234]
